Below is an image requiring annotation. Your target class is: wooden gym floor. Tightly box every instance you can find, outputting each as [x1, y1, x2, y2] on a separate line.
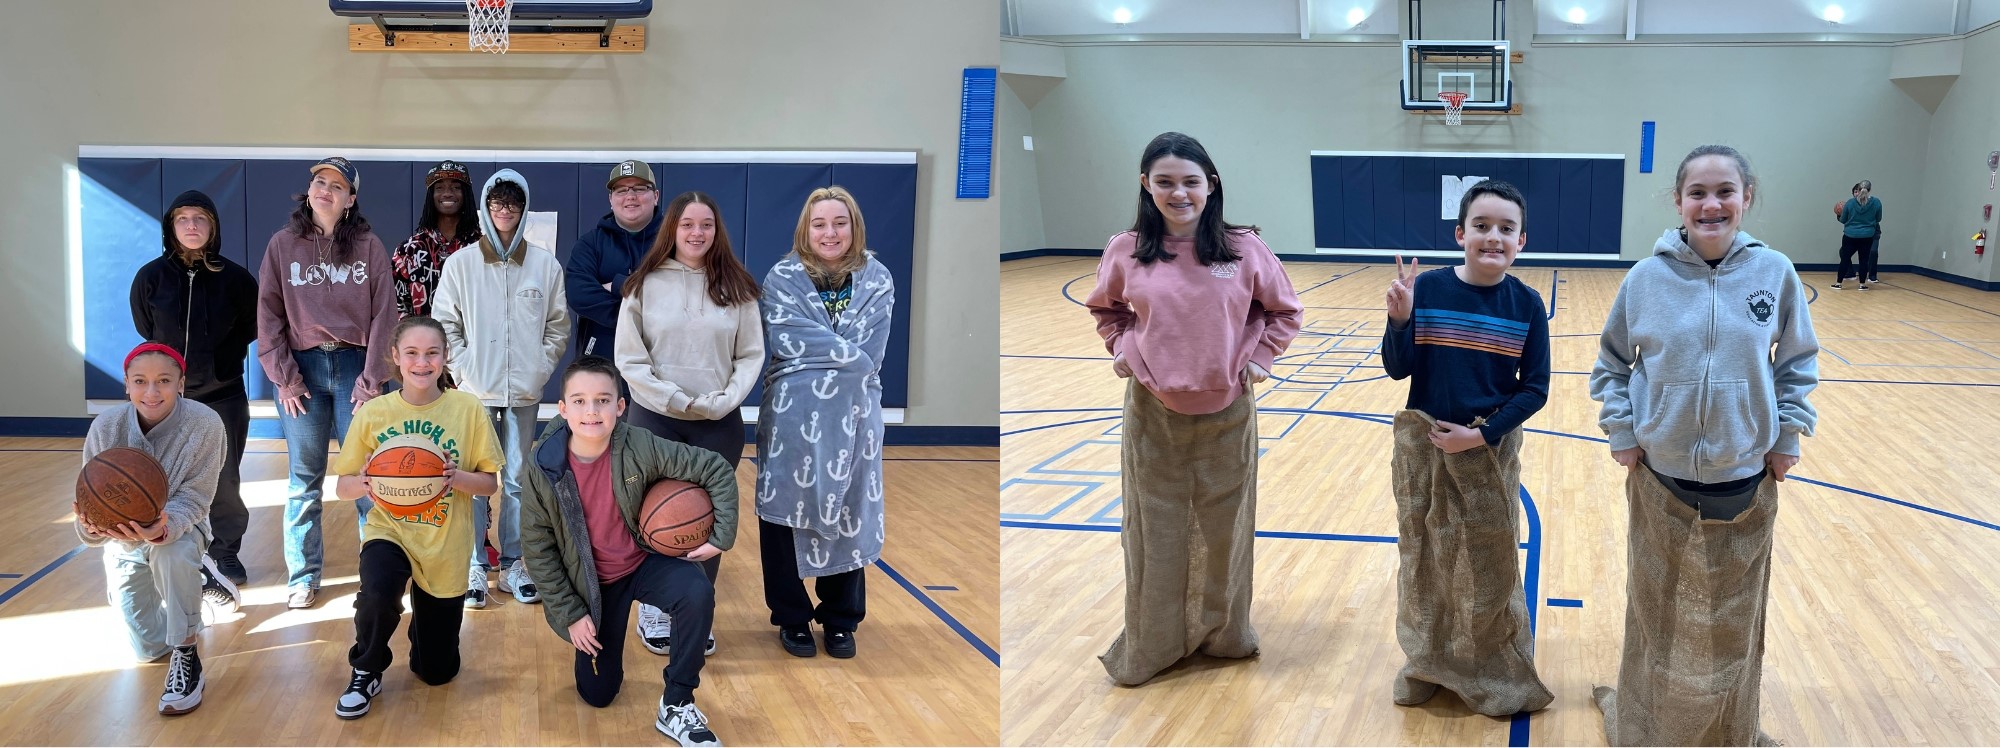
[0, 440, 997, 746]
[1000, 256, 2000, 746]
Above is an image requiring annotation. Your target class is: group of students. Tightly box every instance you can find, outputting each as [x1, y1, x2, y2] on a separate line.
[1088, 132, 1820, 746]
[84, 157, 897, 747]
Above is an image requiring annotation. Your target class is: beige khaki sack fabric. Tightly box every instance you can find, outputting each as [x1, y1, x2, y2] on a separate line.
[1594, 468, 1781, 746]
[1389, 409, 1554, 716]
[1100, 382, 1260, 686]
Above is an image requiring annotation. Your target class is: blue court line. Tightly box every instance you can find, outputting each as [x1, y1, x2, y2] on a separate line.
[1546, 270, 1561, 321]
[0, 573, 23, 579]
[924, 585, 959, 591]
[1001, 354, 1113, 361]
[0, 544, 88, 608]
[1002, 520, 1396, 545]
[1547, 598, 1583, 608]
[1881, 281, 2000, 319]
[876, 559, 999, 667]
[1296, 267, 1370, 296]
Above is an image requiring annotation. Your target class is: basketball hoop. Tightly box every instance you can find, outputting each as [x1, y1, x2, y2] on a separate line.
[1439, 91, 1470, 126]
[468, 0, 512, 54]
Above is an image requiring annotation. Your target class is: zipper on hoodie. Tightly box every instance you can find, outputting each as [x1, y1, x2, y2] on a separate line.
[184, 266, 197, 357]
[1698, 265, 1716, 484]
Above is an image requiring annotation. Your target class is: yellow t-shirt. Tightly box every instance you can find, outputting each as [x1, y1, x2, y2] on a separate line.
[332, 389, 504, 598]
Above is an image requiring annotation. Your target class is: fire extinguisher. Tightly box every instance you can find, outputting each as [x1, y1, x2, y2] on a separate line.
[1978, 230, 1988, 257]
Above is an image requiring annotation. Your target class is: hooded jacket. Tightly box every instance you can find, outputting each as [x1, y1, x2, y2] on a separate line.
[432, 169, 571, 407]
[1591, 229, 1821, 484]
[129, 190, 260, 403]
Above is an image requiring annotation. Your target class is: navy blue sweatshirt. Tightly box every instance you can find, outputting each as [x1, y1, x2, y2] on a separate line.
[564, 208, 661, 360]
[1383, 268, 1551, 445]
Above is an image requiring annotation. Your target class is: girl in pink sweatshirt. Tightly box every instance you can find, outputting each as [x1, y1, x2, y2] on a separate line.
[1084, 131, 1302, 686]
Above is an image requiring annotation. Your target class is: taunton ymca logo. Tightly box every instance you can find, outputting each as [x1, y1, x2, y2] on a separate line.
[288, 261, 370, 286]
[1745, 290, 1776, 326]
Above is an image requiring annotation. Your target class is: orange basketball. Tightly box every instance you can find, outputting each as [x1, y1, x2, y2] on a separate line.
[638, 478, 714, 557]
[76, 447, 168, 529]
[364, 435, 450, 519]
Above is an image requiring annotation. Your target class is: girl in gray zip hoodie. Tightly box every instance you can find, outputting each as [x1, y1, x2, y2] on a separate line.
[1588, 145, 1820, 746]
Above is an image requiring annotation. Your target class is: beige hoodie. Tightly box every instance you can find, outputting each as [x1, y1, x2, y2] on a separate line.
[614, 257, 765, 420]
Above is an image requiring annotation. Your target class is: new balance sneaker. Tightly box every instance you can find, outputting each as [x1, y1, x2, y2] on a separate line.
[157, 644, 204, 715]
[824, 629, 856, 659]
[465, 565, 488, 609]
[655, 697, 721, 746]
[199, 555, 240, 623]
[287, 586, 317, 609]
[211, 553, 248, 586]
[499, 559, 539, 604]
[638, 604, 672, 655]
[334, 668, 382, 719]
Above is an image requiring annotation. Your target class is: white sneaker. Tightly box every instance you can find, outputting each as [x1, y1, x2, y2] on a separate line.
[465, 565, 488, 609]
[158, 645, 203, 715]
[638, 604, 671, 655]
[655, 697, 721, 746]
[499, 560, 539, 604]
[334, 668, 381, 720]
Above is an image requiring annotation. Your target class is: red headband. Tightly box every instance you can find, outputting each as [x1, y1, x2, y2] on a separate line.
[124, 342, 187, 373]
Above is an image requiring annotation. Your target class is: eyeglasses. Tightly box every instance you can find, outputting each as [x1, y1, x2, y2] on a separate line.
[487, 202, 524, 214]
[611, 186, 655, 198]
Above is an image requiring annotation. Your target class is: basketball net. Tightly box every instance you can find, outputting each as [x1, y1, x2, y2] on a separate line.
[468, 0, 512, 54]
[1440, 91, 1469, 126]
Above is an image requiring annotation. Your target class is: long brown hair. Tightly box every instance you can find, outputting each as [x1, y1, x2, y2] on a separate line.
[790, 186, 869, 282]
[621, 191, 760, 307]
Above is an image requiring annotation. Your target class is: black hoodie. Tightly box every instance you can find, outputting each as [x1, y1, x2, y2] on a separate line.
[129, 190, 260, 402]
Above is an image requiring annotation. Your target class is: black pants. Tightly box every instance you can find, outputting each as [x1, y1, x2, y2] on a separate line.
[1866, 234, 1881, 280]
[577, 553, 714, 707]
[1838, 234, 1874, 282]
[350, 541, 462, 685]
[627, 404, 740, 583]
[198, 391, 250, 562]
[759, 519, 866, 631]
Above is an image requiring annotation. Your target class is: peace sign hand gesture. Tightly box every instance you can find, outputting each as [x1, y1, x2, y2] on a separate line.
[1387, 254, 1419, 326]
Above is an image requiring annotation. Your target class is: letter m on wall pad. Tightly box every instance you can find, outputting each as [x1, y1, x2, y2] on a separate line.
[1441, 174, 1489, 220]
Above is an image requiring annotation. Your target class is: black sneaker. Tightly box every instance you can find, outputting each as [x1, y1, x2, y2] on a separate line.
[199, 556, 239, 623]
[1868, 277, 1881, 283]
[1830, 282, 1844, 289]
[334, 669, 382, 719]
[1859, 283, 1870, 290]
[655, 697, 721, 746]
[158, 645, 204, 715]
[824, 630, 856, 659]
[779, 626, 816, 658]
[212, 554, 248, 586]
[638, 603, 671, 655]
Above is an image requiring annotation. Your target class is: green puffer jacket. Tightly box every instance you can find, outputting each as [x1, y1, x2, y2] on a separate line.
[519, 418, 740, 639]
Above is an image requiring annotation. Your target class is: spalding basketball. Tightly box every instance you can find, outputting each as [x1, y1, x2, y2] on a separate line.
[76, 447, 169, 529]
[638, 478, 714, 556]
[365, 435, 450, 519]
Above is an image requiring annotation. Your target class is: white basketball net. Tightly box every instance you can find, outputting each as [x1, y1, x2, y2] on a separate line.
[468, 0, 512, 54]
[1440, 92, 1469, 126]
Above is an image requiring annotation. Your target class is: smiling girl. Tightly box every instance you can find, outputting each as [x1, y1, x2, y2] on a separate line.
[1589, 145, 1821, 745]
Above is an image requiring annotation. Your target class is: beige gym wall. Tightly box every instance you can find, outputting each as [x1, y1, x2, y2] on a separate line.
[0, 0, 1000, 426]
[1002, 32, 1996, 276]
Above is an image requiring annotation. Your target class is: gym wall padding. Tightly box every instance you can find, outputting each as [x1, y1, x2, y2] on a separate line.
[1309, 152, 1624, 255]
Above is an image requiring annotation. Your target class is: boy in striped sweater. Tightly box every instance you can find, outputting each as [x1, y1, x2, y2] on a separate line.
[1378, 179, 1554, 716]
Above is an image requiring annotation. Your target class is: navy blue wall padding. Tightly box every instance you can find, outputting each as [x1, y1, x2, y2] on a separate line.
[80, 155, 917, 411]
[1310, 153, 1624, 255]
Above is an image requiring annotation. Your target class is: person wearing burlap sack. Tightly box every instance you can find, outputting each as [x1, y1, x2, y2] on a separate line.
[1589, 145, 1821, 747]
[1084, 132, 1302, 686]
[1381, 180, 1554, 716]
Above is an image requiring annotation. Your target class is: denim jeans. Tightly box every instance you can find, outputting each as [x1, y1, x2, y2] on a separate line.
[471, 403, 539, 570]
[277, 347, 374, 590]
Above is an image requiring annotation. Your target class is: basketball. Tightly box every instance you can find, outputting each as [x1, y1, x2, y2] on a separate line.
[365, 435, 450, 519]
[638, 478, 714, 556]
[75, 446, 168, 529]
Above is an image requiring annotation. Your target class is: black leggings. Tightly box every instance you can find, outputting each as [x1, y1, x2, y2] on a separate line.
[1838, 234, 1874, 282]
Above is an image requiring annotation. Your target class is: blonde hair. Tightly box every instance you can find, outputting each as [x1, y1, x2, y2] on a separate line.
[790, 186, 868, 282]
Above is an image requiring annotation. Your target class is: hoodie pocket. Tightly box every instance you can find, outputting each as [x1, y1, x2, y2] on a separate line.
[1700, 379, 1771, 469]
[1635, 381, 1702, 465]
